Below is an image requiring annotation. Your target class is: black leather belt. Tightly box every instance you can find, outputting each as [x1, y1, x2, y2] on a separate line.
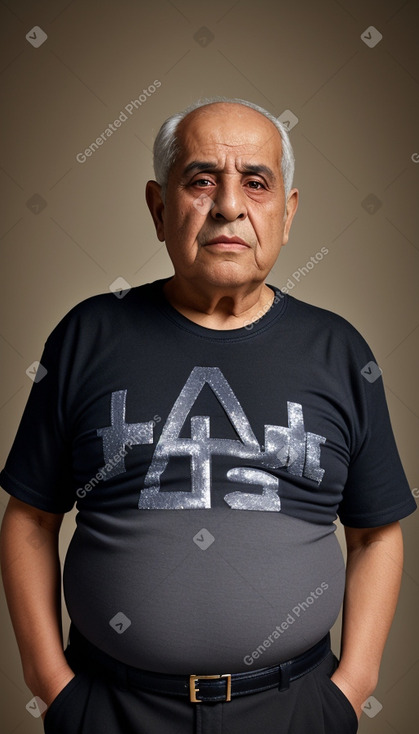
[68, 626, 330, 703]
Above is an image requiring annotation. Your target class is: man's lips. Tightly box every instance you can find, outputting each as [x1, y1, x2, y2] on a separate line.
[204, 236, 250, 249]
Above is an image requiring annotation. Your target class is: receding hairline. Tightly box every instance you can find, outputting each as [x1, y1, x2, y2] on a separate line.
[175, 100, 283, 144]
[170, 101, 284, 176]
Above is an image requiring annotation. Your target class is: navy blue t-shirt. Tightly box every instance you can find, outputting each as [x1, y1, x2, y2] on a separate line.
[0, 280, 415, 672]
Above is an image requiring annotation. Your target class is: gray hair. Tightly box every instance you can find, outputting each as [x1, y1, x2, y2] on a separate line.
[152, 97, 295, 199]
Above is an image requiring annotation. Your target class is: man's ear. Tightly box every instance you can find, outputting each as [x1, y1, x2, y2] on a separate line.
[282, 188, 299, 246]
[145, 180, 165, 242]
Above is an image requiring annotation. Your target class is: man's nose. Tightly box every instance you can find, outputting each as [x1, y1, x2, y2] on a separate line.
[210, 180, 247, 221]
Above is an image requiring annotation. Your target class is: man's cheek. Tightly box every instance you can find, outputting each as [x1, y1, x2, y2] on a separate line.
[192, 192, 215, 215]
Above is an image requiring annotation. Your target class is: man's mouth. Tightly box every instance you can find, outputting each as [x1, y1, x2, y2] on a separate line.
[204, 236, 250, 250]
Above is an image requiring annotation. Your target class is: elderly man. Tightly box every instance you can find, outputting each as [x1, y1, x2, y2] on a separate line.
[0, 98, 415, 734]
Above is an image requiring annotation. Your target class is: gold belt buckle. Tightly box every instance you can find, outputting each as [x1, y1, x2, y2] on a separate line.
[189, 673, 232, 703]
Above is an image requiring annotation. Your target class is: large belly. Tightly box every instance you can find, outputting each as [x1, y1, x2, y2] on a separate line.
[63, 509, 345, 673]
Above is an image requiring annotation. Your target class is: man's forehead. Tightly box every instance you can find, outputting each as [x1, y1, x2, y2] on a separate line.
[175, 103, 282, 168]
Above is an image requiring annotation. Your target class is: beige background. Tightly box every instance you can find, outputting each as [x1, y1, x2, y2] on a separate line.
[0, 0, 418, 732]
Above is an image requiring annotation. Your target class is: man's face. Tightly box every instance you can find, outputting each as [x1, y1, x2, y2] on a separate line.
[147, 103, 298, 291]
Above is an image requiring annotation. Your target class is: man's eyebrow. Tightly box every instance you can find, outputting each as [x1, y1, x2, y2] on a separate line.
[240, 164, 277, 182]
[182, 161, 277, 183]
[182, 161, 219, 176]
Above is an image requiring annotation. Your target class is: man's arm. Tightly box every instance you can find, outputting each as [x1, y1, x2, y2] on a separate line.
[0, 496, 75, 708]
[331, 521, 404, 718]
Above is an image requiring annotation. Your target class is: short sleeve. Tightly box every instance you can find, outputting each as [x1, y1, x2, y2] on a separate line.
[337, 341, 416, 528]
[0, 320, 75, 513]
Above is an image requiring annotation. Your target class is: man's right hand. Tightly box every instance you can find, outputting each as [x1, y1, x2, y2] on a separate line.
[34, 663, 76, 720]
[35, 663, 76, 710]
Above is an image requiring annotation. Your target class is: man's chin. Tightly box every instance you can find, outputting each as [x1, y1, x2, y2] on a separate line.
[193, 263, 262, 291]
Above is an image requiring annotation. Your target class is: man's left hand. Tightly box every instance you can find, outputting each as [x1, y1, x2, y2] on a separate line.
[330, 666, 371, 721]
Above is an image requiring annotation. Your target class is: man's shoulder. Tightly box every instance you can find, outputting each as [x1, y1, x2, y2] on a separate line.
[48, 279, 164, 338]
[281, 292, 373, 355]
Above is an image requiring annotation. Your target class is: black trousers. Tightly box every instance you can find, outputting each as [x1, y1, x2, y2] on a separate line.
[43, 634, 358, 734]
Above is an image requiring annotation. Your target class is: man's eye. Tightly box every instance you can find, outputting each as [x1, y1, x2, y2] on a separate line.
[193, 178, 213, 186]
[247, 180, 264, 189]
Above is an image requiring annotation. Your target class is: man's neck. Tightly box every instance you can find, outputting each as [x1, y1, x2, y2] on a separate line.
[162, 277, 275, 331]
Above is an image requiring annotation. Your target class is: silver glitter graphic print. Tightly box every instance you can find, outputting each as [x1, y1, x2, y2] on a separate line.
[97, 389, 154, 479]
[136, 367, 326, 511]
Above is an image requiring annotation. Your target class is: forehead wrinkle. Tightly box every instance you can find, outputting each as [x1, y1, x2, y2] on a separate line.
[199, 130, 282, 177]
[179, 113, 281, 154]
